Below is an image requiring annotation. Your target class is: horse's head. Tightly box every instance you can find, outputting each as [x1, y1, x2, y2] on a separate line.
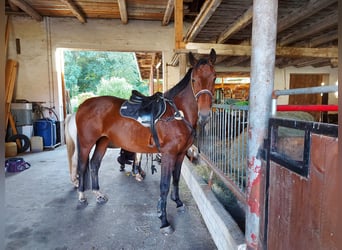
[189, 49, 216, 126]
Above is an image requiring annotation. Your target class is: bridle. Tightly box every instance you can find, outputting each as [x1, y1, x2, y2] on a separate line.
[191, 69, 214, 102]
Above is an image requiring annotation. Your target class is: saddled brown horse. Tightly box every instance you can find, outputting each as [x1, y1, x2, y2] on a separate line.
[75, 49, 216, 234]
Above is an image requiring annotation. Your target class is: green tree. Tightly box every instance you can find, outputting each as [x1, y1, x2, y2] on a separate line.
[96, 77, 133, 99]
[64, 50, 148, 97]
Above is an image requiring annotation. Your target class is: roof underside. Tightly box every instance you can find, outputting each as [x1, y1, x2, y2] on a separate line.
[5, 0, 338, 79]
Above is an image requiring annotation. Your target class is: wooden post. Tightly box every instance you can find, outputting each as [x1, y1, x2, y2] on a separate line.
[5, 60, 18, 128]
[246, 0, 278, 249]
[174, 0, 184, 49]
[178, 53, 187, 79]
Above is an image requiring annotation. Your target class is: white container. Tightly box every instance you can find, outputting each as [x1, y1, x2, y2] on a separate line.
[30, 136, 43, 152]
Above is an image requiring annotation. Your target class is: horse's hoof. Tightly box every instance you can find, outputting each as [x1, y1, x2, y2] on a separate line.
[140, 170, 146, 178]
[177, 204, 186, 213]
[135, 173, 143, 182]
[96, 195, 108, 204]
[160, 225, 174, 235]
[77, 199, 88, 209]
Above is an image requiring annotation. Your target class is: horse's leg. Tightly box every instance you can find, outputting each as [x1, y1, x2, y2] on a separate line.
[157, 154, 175, 235]
[77, 141, 90, 206]
[90, 137, 109, 204]
[171, 153, 186, 212]
[65, 114, 78, 187]
[133, 153, 145, 181]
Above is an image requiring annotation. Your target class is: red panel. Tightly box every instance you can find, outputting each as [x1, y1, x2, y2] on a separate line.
[267, 134, 341, 249]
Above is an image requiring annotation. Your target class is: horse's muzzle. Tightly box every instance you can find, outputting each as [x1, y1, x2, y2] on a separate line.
[198, 112, 210, 127]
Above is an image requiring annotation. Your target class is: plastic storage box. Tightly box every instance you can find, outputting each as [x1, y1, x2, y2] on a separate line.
[11, 102, 33, 126]
[34, 118, 57, 148]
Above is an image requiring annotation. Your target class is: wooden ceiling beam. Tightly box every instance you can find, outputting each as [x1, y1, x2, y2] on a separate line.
[184, 42, 338, 58]
[217, 6, 253, 44]
[60, 0, 86, 23]
[277, 0, 337, 33]
[222, 56, 250, 67]
[162, 0, 174, 26]
[279, 12, 338, 46]
[9, 0, 43, 21]
[304, 30, 338, 47]
[8, 0, 19, 11]
[184, 0, 222, 42]
[117, 0, 128, 24]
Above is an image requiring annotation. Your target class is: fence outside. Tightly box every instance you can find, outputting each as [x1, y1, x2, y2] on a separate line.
[198, 103, 249, 204]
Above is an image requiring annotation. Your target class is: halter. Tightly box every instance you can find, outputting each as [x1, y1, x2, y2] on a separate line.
[191, 70, 214, 101]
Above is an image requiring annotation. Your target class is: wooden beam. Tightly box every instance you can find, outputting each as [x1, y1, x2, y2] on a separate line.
[221, 1, 337, 48]
[5, 60, 18, 128]
[9, 0, 42, 21]
[174, 0, 184, 49]
[5, 16, 10, 58]
[185, 42, 338, 58]
[288, 57, 330, 68]
[168, 53, 179, 66]
[8, 1, 19, 11]
[117, 0, 128, 24]
[222, 56, 249, 67]
[184, 0, 222, 42]
[60, 0, 86, 23]
[276, 46, 338, 58]
[217, 6, 253, 44]
[162, 0, 174, 26]
[185, 42, 251, 56]
[279, 12, 338, 46]
[277, 0, 337, 33]
[294, 30, 338, 48]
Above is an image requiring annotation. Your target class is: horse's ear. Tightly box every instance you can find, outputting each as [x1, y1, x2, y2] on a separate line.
[209, 48, 216, 65]
[189, 52, 197, 67]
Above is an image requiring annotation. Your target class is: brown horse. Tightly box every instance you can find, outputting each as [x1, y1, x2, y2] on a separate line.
[75, 49, 216, 234]
[64, 113, 145, 187]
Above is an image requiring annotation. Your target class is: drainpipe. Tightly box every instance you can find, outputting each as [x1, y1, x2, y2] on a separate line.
[246, 0, 278, 249]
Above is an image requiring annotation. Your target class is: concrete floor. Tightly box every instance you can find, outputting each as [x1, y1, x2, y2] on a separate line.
[5, 146, 217, 250]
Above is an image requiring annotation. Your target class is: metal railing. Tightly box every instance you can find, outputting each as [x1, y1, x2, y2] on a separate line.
[198, 103, 249, 203]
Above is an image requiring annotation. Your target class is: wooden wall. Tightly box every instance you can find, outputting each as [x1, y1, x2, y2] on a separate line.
[267, 134, 340, 249]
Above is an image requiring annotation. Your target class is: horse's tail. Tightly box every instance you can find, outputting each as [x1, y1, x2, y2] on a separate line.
[76, 132, 91, 191]
[65, 113, 78, 187]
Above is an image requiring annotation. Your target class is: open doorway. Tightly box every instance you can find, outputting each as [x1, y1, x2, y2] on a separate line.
[58, 49, 163, 117]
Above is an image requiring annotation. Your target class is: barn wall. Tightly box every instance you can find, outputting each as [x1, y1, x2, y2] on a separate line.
[7, 16, 178, 120]
[274, 66, 338, 105]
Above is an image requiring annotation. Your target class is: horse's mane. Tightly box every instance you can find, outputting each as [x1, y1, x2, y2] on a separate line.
[164, 68, 192, 99]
